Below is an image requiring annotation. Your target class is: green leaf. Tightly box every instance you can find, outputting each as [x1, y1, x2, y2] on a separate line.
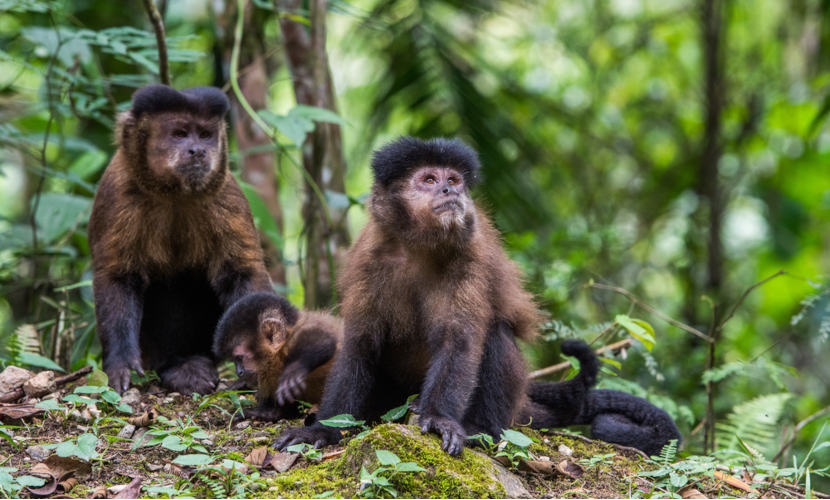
[395, 462, 426, 473]
[86, 370, 109, 388]
[600, 357, 622, 370]
[62, 394, 98, 405]
[500, 429, 533, 448]
[76, 433, 99, 460]
[172, 454, 212, 466]
[101, 391, 121, 404]
[15, 475, 45, 487]
[258, 110, 313, 146]
[669, 472, 688, 489]
[375, 450, 400, 466]
[35, 399, 63, 411]
[19, 353, 65, 372]
[191, 430, 210, 440]
[615, 315, 656, 351]
[31, 193, 92, 244]
[74, 385, 108, 394]
[68, 149, 107, 180]
[319, 414, 365, 428]
[161, 436, 187, 452]
[380, 394, 418, 423]
[116, 403, 133, 414]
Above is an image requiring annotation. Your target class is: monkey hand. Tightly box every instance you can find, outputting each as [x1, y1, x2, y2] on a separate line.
[275, 363, 309, 406]
[104, 356, 145, 394]
[419, 414, 467, 456]
[159, 355, 218, 396]
[274, 424, 340, 451]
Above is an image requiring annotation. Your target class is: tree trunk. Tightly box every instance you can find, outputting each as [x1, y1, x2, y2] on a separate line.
[218, 1, 287, 285]
[275, 0, 350, 308]
[699, 0, 726, 454]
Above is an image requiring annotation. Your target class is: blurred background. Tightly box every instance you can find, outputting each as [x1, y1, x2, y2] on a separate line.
[0, 0, 828, 486]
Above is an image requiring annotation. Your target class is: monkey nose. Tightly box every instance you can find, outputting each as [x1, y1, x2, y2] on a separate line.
[236, 365, 245, 377]
[188, 147, 206, 158]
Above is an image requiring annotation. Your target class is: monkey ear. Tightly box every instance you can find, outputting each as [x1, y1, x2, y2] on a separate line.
[259, 317, 289, 350]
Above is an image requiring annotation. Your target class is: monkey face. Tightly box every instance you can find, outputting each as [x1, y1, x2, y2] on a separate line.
[145, 114, 223, 193]
[405, 166, 469, 229]
[232, 342, 259, 384]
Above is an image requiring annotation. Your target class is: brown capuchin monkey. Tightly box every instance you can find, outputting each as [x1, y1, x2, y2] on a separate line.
[213, 292, 343, 421]
[89, 85, 273, 395]
[274, 137, 598, 456]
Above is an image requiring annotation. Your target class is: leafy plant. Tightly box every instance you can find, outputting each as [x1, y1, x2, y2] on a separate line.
[380, 394, 418, 423]
[286, 443, 323, 462]
[44, 433, 99, 461]
[358, 450, 426, 498]
[580, 452, 617, 470]
[62, 385, 132, 414]
[0, 467, 46, 498]
[637, 442, 718, 498]
[715, 393, 793, 460]
[138, 415, 210, 453]
[495, 429, 534, 468]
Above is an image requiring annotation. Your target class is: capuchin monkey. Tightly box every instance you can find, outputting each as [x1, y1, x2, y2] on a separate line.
[89, 85, 272, 395]
[213, 292, 342, 421]
[273, 137, 597, 456]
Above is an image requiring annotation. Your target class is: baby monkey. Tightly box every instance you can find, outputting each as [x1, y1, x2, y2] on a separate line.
[213, 292, 343, 420]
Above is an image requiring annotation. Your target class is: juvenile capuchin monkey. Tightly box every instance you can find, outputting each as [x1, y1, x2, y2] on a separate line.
[213, 292, 343, 421]
[89, 85, 273, 395]
[274, 137, 599, 456]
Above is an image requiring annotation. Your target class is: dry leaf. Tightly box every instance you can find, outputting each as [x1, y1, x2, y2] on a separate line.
[713, 470, 758, 494]
[113, 477, 142, 498]
[518, 459, 555, 475]
[57, 477, 77, 494]
[127, 409, 156, 427]
[245, 446, 269, 468]
[0, 403, 44, 420]
[555, 459, 585, 479]
[91, 485, 107, 499]
[267, 451, 299, 473]
[45, 455, 93, 479]
[679, 486, 707, 499]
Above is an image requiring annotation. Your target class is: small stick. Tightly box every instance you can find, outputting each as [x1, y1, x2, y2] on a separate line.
[55, 365, 93, 386]
[529, 339, 633, 379]
[141, 0, 170, 85]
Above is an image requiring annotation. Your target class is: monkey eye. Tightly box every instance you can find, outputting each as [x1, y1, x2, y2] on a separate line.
[447, 178, 456, 185]
[199, 130, 213, 139]
[424, 176, 436, 184]
[172, 129, 187, 138]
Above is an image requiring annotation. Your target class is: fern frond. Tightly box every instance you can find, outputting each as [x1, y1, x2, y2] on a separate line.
[653, 439, 678, 464]
[715, 393, 792, 460]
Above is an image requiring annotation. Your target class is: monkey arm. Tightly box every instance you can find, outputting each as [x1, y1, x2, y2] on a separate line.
[274, 330, 377, 451]
[93, 272, 146, 393]
[418, 327, 484, 456]
[275, 330, 338, 406]
[210, 261, 272, 311]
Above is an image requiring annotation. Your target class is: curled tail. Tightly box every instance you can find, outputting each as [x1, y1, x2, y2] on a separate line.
[522, 339, 599, 428]
[581, 389, 682, 456]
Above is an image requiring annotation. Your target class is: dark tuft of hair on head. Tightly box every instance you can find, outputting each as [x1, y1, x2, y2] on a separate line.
[371, 137, 482, 188]
[130, 84, 230, 119]
[212, 292, 299, 358]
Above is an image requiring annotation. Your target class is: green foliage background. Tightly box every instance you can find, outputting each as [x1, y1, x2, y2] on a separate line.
[0, 0, 828, 488]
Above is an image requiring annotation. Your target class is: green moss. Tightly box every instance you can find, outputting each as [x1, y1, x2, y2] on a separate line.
[263, 424, 507, 498]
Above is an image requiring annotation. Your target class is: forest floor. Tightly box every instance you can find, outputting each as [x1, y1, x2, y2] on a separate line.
[0, 365, 821, 499]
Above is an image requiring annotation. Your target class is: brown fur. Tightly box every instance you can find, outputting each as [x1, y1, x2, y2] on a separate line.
[89, 86, 272, 394]
[275, 151, 542, 455]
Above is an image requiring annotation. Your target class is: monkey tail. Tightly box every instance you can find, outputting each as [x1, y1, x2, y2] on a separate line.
[578, 389, 683, 456]
[522, 339, 599, 429]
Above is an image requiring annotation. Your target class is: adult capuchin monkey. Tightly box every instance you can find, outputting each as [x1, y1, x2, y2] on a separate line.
[274, 137, 599, 456]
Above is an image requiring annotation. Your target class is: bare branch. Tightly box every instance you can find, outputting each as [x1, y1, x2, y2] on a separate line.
[142, 0, 170, 85]
[528, 339, 633, 379]
[589, 282, 713, 342]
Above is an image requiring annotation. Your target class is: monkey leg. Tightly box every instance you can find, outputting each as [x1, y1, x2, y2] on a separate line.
[158, 355, 218, 395]
[462, 322, 527, 443]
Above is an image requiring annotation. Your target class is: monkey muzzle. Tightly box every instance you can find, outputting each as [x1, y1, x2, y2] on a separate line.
[432, 197, 462, 214]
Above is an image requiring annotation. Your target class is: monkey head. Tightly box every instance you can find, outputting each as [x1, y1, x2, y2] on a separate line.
[369, 137, 482, 247]
[213, 292, 300, 384]
[116, 85, 230, 195]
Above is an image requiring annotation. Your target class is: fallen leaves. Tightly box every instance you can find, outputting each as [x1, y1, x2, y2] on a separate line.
[24, 455, 90, 497]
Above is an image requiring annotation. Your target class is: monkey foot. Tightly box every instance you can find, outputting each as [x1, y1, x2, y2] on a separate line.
[273, 424, 340, 451]
[235, 407, 284, 422]
[159, 355, 218, 395]
[419, 414, 467, 456]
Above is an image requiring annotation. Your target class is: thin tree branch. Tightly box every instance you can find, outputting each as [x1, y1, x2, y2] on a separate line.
[589, 282, 713, 342]
[528, 339, 633, 379]
[773, 405, 830, 462]
[142, 0, 170, 85]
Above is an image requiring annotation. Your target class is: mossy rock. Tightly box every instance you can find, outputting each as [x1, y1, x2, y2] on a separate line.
[264, 423, 529, 498]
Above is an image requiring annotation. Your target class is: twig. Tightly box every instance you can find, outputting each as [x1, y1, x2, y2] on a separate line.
[55, 365, 93, 386]
[141, 0, 170, 85]
[528, 339, 633, 379]
[773, 405, 830, 462]
[717, 270, 786, 332]
[0, 389, 23, 403]
[589, 282, 713, 342]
